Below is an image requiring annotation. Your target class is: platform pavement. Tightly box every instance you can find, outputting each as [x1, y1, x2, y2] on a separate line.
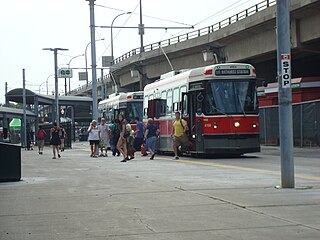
[0, 142, 319, 240]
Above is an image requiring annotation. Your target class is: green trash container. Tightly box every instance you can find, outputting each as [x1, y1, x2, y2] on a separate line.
[0, 142, 21, 182]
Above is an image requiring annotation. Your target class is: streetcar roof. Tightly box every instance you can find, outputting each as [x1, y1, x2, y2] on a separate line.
[144, 63, 256, 92]
[98, 91, 143, 108]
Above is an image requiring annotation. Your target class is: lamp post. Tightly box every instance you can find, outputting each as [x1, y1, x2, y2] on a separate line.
[111, 12, 131, 63]
[43, 48, 69, 126]
[85, 38, 104, 85]
[68, 54, 84, 94]
[46, 74, 54, 95]
[38, 81, 47, 94]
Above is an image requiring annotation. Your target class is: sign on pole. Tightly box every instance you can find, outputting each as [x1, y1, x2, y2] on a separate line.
[281, 54, 291, 88]
[58, 68, 73, 78]
[102, 56, 113, 67]
[79, 72, 88, 81]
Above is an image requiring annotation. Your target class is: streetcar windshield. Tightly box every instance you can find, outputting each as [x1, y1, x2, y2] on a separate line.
[126, 102, 143, 123]
[205, 80, 258, 115]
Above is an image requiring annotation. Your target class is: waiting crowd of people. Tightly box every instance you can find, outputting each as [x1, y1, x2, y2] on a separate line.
[36, 111, 189, 161]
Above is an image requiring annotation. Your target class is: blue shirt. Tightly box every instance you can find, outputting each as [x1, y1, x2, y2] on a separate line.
[136, 121, 144, 139]
[147, 124, 158, 138]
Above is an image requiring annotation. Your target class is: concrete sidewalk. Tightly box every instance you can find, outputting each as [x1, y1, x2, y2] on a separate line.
[0, 143, 319, 239]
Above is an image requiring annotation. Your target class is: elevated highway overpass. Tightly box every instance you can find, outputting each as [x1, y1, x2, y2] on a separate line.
[70, 0, 320, 99]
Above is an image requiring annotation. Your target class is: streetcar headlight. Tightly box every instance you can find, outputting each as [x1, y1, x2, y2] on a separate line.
[213, 121, 218, 129]
[253, 123, 257, 128]
[234, 121, 240, 128]
[192, 134, 196, 139]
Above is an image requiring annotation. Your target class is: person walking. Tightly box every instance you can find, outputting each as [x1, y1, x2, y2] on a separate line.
[109, 119, 120, 156]
[37, 125, 46, 155]
[50, 123, 61, 159]
[171, 111, 189, 160]
[117, 114, 129, 162]
[59, 127, 66, 152]
[144, 118, 159, 160]
[133, 117, 144, 152]
[126, 122, 135, 160]
[87, 120, 100, 158]
[98, 118, 109, 157]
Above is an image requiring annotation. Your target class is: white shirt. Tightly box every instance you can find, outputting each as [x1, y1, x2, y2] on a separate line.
[88, 125, 100, 141]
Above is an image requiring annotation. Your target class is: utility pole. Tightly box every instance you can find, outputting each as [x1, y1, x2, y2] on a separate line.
[43, 48, 68, 126]
[4, 82, 8, 107]
[22, 69, 27, 148]
[276, 0, 295, 188]
[64, 78, 67, 96]
[54, 49, 59, 125]
[87, 0, 98, 121]
[101, 68, 105, 100]
[139, 0, 144, 53]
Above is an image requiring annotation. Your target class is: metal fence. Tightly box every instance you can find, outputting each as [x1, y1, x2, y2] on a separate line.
[260, 100, 320, 147]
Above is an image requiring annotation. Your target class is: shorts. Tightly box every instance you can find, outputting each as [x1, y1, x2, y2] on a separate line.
[146, 136, 156, 152]
[173, 135, 185, 147]
[38, 139, 44, 148]
[89, 140, 100, 145]
[99, 138, 109, 148]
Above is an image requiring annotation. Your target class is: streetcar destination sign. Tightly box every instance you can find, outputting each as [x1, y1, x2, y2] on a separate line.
[215, 69, 250, 76]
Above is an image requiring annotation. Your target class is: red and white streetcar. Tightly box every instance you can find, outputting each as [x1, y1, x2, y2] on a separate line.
[98, 91, 144, 124]
[144, 63, 260, 155]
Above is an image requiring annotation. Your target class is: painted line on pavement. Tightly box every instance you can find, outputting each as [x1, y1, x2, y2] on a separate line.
[155, 157, 320, 181]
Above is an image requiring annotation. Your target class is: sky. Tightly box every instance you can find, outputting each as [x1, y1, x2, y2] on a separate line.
[0, 0, 262, 104]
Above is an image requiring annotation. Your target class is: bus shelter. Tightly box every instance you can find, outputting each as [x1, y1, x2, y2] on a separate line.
[5, 88, 93, 143]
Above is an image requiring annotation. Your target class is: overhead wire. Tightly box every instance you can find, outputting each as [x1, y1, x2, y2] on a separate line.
[95, 3, 192, 27]
[97, 1, 139, 63]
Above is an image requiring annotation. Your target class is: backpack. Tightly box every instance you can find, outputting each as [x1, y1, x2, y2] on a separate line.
[38, 129, 45, 139]
[112, 124, 120, 138]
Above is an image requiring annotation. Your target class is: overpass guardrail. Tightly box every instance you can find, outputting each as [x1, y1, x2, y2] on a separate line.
[113, 0, 276, 65]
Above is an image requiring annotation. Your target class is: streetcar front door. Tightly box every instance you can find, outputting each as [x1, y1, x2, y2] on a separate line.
[182, 91, 204, 152]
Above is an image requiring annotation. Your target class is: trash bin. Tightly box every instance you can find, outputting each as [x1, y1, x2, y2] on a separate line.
[0, 142, 21, 182]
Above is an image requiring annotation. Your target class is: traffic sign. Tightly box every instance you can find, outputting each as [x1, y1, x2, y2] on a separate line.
[281, 54, 291, 88]
[58, 68, 73, 78]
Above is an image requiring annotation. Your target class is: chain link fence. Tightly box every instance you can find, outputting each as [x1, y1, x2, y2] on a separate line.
[260, 100, 320, 147]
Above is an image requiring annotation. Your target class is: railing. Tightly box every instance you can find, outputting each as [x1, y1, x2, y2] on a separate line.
[70, 0, 276, 96]
[112, 0, 276, 65]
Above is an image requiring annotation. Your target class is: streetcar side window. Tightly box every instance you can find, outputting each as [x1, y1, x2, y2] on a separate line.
[161, 91, 167, 116]
[180, 86, 187, 111]
[144, 95, 148, 117]
[167, 89, 173, 114]
[173, 88, 179, 112]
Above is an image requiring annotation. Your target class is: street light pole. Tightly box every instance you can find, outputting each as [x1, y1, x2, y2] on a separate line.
[43, 48, 69, 126]
[139, 0, 144, 53]
[46, 74, 54, 95]
[38, 81, 47, 94]
[111, 12, 131, 63]
[68, 54, 84, 94]
[85, 38, 104, 85]
[87, 0, 98, 121]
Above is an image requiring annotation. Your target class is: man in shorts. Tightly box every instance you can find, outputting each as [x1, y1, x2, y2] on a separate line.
[171, 111, 188, 160]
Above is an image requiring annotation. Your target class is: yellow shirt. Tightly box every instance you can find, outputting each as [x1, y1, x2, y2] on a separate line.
[173, 119, 187, 137]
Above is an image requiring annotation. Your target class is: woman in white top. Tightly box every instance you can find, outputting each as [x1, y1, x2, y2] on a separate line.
[87, 120, 100, 158]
